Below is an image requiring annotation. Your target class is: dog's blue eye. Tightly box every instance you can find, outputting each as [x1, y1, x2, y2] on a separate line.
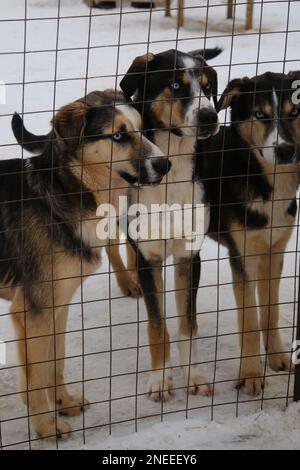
[112, 133, 123, 142]
[290, 108, 300, 118]
[255, 111, 267, 120]
[171, 82, 180, 90]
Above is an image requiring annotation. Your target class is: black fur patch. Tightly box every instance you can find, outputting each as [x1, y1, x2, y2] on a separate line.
[186, 253, 201, 326]
[287, 198, 297, 218]
[134, 246, 162, 329]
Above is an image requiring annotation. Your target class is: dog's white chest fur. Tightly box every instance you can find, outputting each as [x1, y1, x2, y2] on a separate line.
[129, 131, 209, 256]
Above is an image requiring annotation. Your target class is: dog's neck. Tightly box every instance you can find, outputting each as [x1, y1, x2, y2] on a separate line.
[153, 130, 196, 182]
[70, 152, 126, 210]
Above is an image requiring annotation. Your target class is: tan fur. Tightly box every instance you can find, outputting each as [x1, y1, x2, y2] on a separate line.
[145, 256, 173, 402]
[230, 201, 295, 395]
[218, 86, 242, 110]
[105, 241, 140, 298]
[136, 52, 155, 64]
[200, 74, 209, 87]
[238, 117, 267, 148]
[0, 285, 15, 301]
[283, 100, 294, 116]
[151, 88, 185, 130]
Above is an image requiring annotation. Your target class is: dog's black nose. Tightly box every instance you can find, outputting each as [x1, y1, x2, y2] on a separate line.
[152, 158, 172, 177]
[276, 144, 296, 163]
[197, 108, 219, 137]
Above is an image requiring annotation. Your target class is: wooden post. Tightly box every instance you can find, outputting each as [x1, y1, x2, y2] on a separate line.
[165, 0, 171, 17]
[227, 0, 234, 19]
[246, 0, 254, 30]
[178, 0, 184, 29]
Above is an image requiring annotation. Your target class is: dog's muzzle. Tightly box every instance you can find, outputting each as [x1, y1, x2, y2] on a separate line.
[152, 158, 172, 178]
[141, 158, 172, 187]
[197, 108, 219, 139]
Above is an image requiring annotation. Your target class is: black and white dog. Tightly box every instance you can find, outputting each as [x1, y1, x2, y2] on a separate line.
[197, 72, 300, 396]
[118, 48, 221, 400]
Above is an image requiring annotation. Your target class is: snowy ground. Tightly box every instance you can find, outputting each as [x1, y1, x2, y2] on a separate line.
[0, 0, 300, 450]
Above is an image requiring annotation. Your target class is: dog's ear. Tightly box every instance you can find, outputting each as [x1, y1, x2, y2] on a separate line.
[216, 78, 250, 112]
[288, 70, 300, 82]
[120, 52, 155, 100]
[53, 101, 93, 149]
[188, 47, 222, 62]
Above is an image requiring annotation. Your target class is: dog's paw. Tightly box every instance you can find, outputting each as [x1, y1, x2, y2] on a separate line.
[147, 371, 174, 402]
[187, 372, 212, 396]
[118, 273, 141, 298]
[268, 352, 294, 373]
[236, 359, 264, 397]
[57, 394, 90, 417]
[34, 416, 71, 439]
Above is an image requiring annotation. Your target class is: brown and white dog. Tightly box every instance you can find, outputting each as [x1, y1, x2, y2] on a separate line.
[6, 90, 169, 438]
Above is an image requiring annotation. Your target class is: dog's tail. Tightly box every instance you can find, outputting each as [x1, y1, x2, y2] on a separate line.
[12, 113, 50, 154]
[190, 47, 223, 61]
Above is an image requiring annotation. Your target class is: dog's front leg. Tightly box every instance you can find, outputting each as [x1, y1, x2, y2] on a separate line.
[105, 240, 140, 298]
[174, 251, 211, 396]
[231, 258, 264, 397]
[136, 247, 173, 402]
[257, 234, 293, 373]
[11, 289, 71, 439]
[47, 306, 90, 417]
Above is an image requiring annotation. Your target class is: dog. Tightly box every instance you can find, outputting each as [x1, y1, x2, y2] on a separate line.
[118, 47, 221, 400]
[12, 48, 221, 402]
[196, 71, 300, 396]
[4, 89, 170, 438]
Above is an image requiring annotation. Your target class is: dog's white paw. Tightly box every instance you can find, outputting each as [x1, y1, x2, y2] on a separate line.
[147, 369, 174, 402]
[268, 352, 294, 373]
[58, 394, 90, 417]
[117, 272, 141, 298]
[34, 416, 72, 439]
[236, 357, 264, 397]
[186, 371, 212, 396]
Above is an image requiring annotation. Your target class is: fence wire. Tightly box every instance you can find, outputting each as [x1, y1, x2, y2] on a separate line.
[0, 0, 299, 450]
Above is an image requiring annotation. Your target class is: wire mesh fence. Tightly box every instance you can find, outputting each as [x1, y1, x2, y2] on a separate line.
[0, 0, 299, 450]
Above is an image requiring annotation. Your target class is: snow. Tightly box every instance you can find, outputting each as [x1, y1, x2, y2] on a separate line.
[93, 403, 300, 450]
[0, 0, 300, 450]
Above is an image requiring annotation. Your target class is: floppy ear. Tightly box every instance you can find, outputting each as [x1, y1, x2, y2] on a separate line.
[53, 101, 90, 149]
[120, 52, 155, 100]
[188, 47, 222, 62]
[288, 70, 300, 78]
[288, 70, 300, 81]
[216, 78, 249, 112]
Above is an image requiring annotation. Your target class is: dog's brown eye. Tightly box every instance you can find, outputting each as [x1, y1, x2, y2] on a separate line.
[290, 108, 300, 118]
[112, 132, 123, 142]
[203, 83, 211, 94]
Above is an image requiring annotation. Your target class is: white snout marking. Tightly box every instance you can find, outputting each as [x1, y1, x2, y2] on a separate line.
[262, 89, 287, 164]
[117, 104, 141, 131]
[144, 158, 159, 182]
[144, 138, 165, 182]
[182, 57, 215, 133]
